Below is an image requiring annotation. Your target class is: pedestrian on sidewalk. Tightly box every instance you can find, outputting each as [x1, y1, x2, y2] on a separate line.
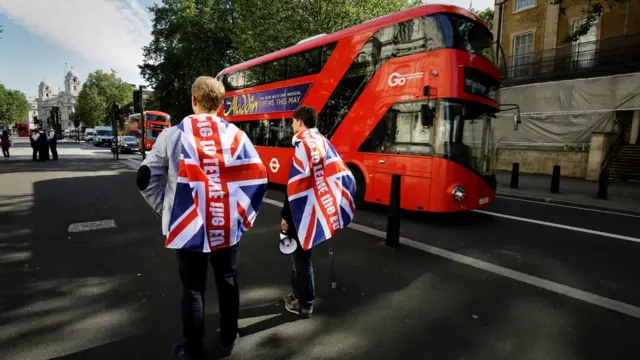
[1, 130, 11, 159]
[280, 105, 357, 318]
[136, 76, 268, 360]
[48, 127, 58, 160]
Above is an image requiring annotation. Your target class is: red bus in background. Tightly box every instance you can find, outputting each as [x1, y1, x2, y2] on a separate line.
[126, 110, 171, 151]
[216, 4, 517, 213]
[16, 123, 30, 137]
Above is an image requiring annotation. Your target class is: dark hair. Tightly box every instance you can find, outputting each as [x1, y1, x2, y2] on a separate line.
[292, 105, 318, 129]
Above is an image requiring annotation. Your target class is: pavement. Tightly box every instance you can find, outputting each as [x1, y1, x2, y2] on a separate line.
[496, 170, 640, 215]
[1, 152, 640, 359]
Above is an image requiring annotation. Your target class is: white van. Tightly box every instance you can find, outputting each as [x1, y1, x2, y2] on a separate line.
[93, 126, 114, 146]
[84, 128, 94, 143]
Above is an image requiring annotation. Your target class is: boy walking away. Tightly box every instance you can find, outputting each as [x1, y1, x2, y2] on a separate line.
[280, 105, 358, 318]
[136, 76, 268, 360]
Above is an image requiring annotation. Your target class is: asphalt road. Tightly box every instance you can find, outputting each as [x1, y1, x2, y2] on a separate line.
[1, 157, 639, 360]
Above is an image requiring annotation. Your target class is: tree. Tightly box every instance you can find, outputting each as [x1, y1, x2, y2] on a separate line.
[552, 0, 631, 42]
[140, 0, 421, 121]
[232, 0, 422, 61]
[140, 0, 239, 123]
[76, 70, 133, 126]
[473, 8, 493, 31]
[0, 83, 30, 127]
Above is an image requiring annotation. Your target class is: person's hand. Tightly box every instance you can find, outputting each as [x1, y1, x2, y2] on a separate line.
[281, 219, 288, 232]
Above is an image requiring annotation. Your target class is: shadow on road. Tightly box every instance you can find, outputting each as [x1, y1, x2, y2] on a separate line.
[0, 164, 639, 360]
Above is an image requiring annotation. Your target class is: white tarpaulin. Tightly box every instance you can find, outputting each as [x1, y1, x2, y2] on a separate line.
[494, 72, 640, 145]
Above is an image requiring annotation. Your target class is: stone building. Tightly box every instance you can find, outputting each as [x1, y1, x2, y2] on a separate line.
[36, 70, 82, 132]
[492, 0, 640, 181]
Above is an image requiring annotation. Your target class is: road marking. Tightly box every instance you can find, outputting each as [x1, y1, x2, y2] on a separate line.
[496, 195, 640, 218]
[473, 209, 640, 244]
[262, 196, 640, 319]
[68, 219, 117, 233]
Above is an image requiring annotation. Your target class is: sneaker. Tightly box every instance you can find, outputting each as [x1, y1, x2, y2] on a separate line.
[284, 299, 313, 318]
[221, 332, 240, 352]
[283, 292, 297, 305]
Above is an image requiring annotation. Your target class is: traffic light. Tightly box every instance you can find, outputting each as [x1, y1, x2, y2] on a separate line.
[133, 90, 142, 113]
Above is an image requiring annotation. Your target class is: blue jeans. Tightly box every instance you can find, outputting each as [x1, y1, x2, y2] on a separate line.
[291, 244, 315, 309]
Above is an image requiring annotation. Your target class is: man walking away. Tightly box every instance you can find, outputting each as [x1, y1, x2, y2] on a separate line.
[136, 76, 268, 360]
[48, 127, 58, 160]
[281, 105, 358, 318]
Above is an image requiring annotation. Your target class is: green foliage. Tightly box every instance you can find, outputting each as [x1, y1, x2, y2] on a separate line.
[140, 0, 421, 121]
[551, 0, 630, 42]
[0, 83, 30, 126]
[232, 0, 419, 61]
[140, 0, 238, 123]
[472, 7, 493, 31]
[76, 70, 133, 126]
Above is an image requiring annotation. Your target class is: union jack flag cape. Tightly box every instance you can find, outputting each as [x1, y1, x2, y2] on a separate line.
[287, 128, 357, 250]
[166, 114, 268, 252]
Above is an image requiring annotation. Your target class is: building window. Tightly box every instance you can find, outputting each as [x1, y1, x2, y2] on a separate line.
[515, 0, 535, 12]
[571, 18, 598, 69]
[73, 85, 76, 91]
[511, 32, 534, 78]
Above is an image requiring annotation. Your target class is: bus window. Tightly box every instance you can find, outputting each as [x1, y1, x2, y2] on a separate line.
[267, 119, 294, 147]
[245, 65, 265, 88]
[359, 100, 435, 156]
[265, 58, 286, 84]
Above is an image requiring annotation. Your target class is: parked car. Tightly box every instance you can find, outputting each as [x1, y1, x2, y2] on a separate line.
[111, 135, 140, 153]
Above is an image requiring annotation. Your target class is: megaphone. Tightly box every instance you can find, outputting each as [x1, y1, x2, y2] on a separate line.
[279, 232, 298, 254]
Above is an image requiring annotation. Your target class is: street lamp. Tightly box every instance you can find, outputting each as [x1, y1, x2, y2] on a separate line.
[111, 102, 120, 160]
[137, 85, 148, 160]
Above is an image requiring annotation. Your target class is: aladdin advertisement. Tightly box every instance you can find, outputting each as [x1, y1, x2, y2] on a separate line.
[223, 83, 312, 116]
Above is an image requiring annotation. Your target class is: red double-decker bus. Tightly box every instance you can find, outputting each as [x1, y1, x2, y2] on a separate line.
[216, 4, 513, 212]
[15, 123, 29, 137]
[127, 110, 171, 151]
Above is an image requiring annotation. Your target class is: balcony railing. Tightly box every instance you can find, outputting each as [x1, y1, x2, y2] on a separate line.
[500, 33, 640, 86]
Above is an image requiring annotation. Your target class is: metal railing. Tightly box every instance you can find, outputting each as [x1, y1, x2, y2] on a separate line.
[500, 33, 640, 86]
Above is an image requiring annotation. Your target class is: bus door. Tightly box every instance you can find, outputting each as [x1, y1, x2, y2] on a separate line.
[372, 106, 434, 210]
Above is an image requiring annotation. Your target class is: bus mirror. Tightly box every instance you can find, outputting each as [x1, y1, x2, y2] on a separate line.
[513, 113, 520, 131]
[421, 104, 434, 127]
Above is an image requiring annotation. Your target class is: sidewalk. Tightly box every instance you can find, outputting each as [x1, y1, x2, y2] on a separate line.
[496, 171, 640, 215]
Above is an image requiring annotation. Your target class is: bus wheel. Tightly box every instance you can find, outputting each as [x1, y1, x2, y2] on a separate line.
[349, 166, 365, 207]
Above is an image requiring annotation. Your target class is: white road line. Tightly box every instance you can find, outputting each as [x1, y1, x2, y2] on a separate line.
[473, 209, 640, 244]
[496, 195, 640, 218]
[68, 219, 117, 233]
[262, 196, 640, 319]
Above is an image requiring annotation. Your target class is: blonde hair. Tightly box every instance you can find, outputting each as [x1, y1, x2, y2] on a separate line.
[191, 76, 226, 112]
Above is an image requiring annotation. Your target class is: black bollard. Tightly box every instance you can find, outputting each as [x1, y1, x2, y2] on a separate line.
[597, 168, 609, 200]
[385, 174, 401, 248]
[550, 165, 561, 193]
[510, 162, 520, 189]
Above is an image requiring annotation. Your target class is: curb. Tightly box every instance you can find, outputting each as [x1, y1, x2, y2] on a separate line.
[496, 191, 640, 216]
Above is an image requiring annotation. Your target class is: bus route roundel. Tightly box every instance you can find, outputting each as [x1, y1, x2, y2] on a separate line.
[269, 158, 280, 173]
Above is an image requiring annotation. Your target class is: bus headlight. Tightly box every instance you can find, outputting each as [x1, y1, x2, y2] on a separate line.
[452, 186, 465, 202]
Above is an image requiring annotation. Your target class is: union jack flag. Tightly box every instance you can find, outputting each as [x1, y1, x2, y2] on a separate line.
[287, 128, 357, 250]
[166, 114, 268, 252]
